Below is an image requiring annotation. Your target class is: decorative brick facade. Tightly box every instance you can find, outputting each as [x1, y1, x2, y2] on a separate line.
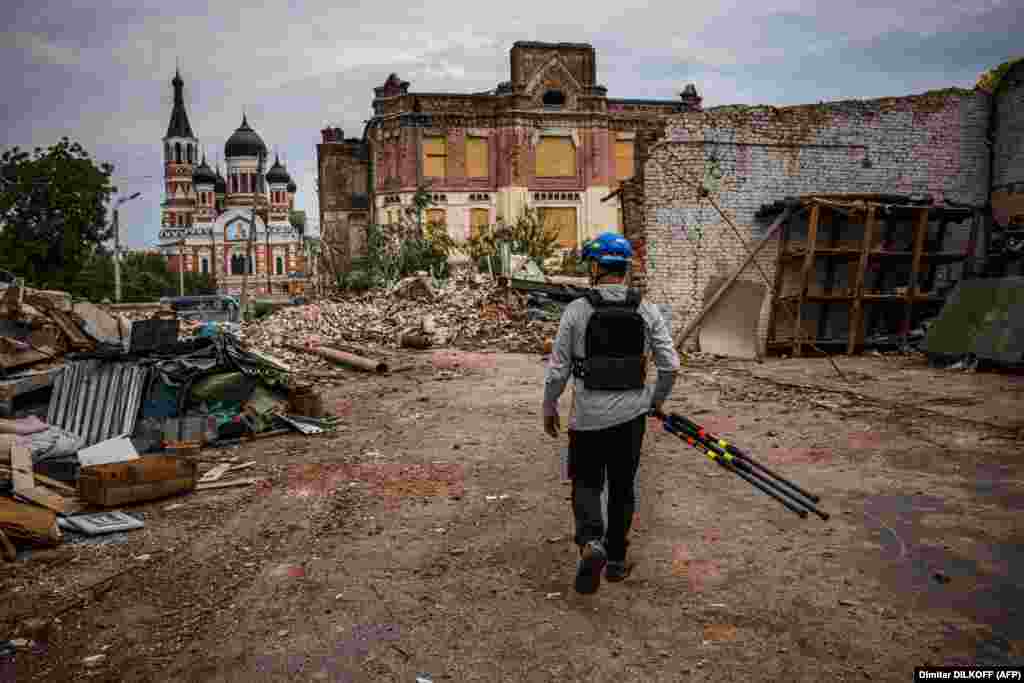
[318, 41, 702, 269]
[157, 71, 308, 296]
[632, 90, 993, 351]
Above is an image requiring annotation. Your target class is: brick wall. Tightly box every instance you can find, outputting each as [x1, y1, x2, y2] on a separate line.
[991, 62, 1024, 245]
[992, 61, 1024, 192]
[634, 89, 992, 351]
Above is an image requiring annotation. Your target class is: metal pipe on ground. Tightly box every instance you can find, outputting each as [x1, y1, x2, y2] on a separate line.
[286, 343, 388, 374]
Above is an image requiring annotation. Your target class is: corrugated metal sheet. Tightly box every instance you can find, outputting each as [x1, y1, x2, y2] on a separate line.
[923, 276, 1024, 364]
[47, 360, 150, 447]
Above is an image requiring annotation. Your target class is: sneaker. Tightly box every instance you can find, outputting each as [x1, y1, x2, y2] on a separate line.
[575, 540, 608, 595]
[605, 561, 630, 582]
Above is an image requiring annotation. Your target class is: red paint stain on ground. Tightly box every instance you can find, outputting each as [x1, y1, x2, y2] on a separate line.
[847, 431, 883, 450]
[430, 350, 498, 371]
[672, 544, 724, 592]
[276, 463, 466, 507]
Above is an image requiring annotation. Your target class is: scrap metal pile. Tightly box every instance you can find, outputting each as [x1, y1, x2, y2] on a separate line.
[0, 285, 336, 561]
[242, 272, 561, 365]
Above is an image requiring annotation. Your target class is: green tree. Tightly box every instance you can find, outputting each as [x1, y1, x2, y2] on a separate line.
[346, 184, 451, 289]
[0, 137, 117, 290]
[71, 250, 214, 302]
[977, 58, 1024, 93]
[289, 210, 306, 235]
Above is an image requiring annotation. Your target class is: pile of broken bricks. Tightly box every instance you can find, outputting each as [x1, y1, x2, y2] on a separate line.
[241, 271, 558, 368]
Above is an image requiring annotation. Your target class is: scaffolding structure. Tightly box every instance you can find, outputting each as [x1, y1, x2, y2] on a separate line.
[764, 194, 979, 356]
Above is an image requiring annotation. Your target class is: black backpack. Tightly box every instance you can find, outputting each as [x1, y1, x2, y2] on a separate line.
[571, 289, 647, 391]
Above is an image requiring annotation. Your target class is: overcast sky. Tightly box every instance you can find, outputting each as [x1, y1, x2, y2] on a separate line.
[2, 0, 1020, 248]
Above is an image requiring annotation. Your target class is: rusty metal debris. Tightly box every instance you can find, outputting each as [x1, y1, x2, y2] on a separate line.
[47, 360, 149, 448]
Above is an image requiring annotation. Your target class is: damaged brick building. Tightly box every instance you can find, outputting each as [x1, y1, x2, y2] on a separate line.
[317, 41, 701, 272]
[618, 62, 1024, 356]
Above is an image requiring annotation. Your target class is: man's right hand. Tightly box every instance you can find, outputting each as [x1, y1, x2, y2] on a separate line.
[544, 414, 560, 438]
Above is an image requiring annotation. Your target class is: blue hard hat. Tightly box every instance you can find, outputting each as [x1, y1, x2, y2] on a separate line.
[581, 231, 633, 264]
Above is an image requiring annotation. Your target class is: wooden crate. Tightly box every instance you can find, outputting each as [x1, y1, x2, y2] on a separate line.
[78, 455, 197, 507]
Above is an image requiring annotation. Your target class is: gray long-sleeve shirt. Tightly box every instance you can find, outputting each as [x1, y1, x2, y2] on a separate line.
[543, 284, 681, 431]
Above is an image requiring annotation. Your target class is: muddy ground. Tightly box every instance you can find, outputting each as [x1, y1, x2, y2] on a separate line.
[2, 349, 1022, 682]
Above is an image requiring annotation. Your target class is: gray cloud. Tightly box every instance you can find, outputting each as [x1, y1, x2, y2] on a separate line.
[1, 0, 1019, 247]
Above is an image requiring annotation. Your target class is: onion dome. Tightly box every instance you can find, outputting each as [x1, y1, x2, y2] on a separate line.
[224, 114, 267, 158]
[214, 166, 227, 194]
[265, 154, 291, 185]
[192, 156, 217, 185]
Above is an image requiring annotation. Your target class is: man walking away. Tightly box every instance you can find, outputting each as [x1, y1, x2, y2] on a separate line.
[543, 231, 680, 594]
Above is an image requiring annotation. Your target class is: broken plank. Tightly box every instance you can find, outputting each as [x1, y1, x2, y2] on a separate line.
[195, 477, 265, 491]
[15, 486, 82, 515]
[1, 464, 80, 497]
[10, 445, 34, 493]
[33, 472, 77, 496]
[0, 529, 16, 561]
[0, 497, 61, 546]
[199, 463, 233, 484]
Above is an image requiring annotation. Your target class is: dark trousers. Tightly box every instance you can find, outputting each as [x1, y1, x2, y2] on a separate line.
[568, 414, 645, 562]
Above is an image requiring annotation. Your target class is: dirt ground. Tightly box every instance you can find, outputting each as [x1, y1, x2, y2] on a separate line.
[2, 349, 1023, 682]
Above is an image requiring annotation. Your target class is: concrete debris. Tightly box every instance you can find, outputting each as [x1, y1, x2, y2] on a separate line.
[391, 274, 437, 300]
[60, 511, 145, 536]
[241, 272, 556, 364]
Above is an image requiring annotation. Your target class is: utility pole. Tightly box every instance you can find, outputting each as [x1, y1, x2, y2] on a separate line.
[113, 192, 141, 302]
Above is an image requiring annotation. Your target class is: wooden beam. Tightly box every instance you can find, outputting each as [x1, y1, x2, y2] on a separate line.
[672, 205, 795, 350]
[903, 206, 930, 342]
[195, 477, 265, 491]
[848, 206, 877, 355]
[817, 207, 843, 343]
[766, 210, 794, 348]
[793, 202, 821, 357]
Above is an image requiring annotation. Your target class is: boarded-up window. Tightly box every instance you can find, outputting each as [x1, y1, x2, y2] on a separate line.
[615, 140, 635, 182]
[423, 137, 447, 178]
[470, 208, 490, 238]
[539, 207, 578, 247]
[536, 137, 576, 177]
[426, 208, 446, 228]
[466, 137, 489, 178]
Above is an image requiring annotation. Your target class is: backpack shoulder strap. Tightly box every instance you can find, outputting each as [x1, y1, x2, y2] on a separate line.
[624, 288, 642, 308]
[584, 290, 604, 308]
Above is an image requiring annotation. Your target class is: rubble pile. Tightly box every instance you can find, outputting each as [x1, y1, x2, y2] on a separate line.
[243, 272, 559, 363]
[0, 282, 337, 562]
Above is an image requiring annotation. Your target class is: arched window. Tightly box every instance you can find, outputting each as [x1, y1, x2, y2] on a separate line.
[543, 90, 566, 107]
[175, 142, 182, 163]
[165, 143, 171, 162]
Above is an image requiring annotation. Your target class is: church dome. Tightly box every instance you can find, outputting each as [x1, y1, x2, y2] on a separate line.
[214, 167, 227, 194]
[224, 115, 267, 158]
[287, 180, 297, 193]
[265, 155, 291, 185]
[192, 157, 217, 185]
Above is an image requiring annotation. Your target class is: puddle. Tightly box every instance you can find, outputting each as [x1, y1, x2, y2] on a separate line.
[860, 494, 1024, 664]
